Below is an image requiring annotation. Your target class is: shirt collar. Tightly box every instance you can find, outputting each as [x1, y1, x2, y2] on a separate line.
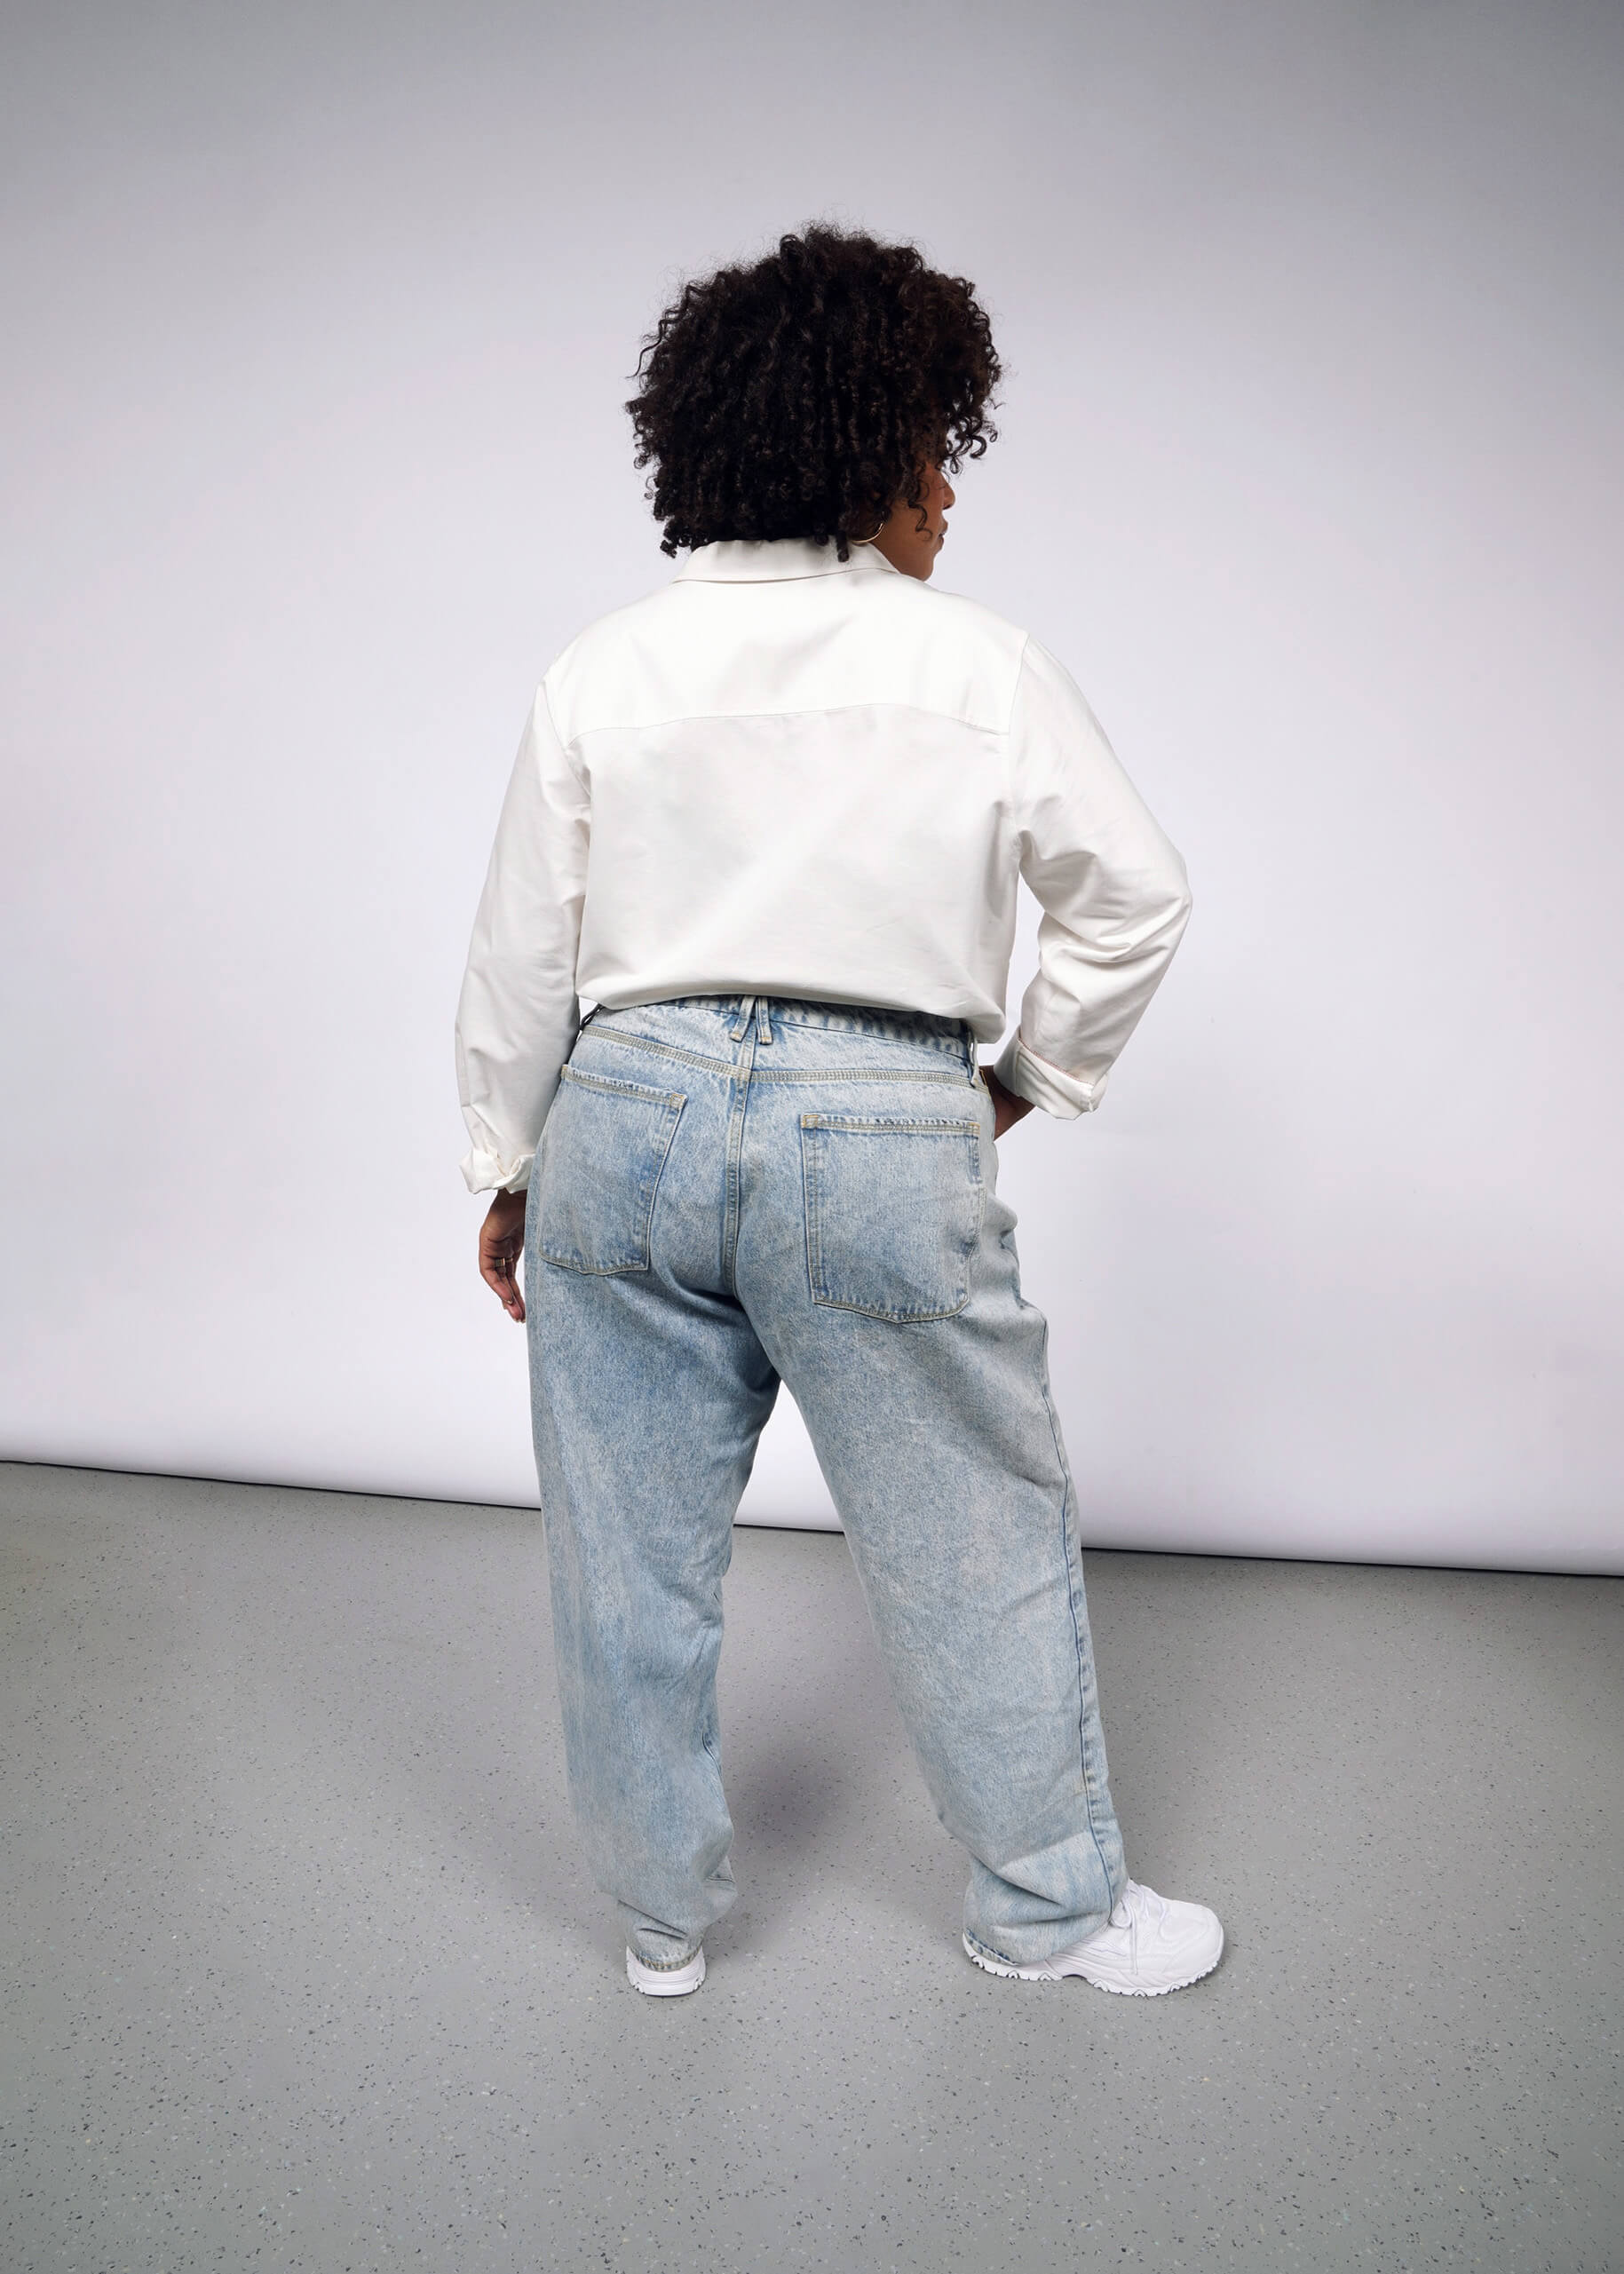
[673, 537, 900, 583]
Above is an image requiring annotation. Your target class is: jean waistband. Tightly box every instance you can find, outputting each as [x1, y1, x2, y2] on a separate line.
[589, 993, 977, 1062]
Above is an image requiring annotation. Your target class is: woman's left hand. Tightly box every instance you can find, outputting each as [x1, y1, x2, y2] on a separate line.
[983, 1067, 1035, 1140]
[479, 1189, 528, 1322]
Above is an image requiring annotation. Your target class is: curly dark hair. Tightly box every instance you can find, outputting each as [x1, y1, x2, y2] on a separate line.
[626, 225, 1002, 559]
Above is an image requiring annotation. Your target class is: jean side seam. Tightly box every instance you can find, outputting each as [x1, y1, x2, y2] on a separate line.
[1035, 1312, 1116, 1907]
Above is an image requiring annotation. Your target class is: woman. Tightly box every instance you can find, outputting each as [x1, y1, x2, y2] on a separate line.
[456, 226, 1222, 2000]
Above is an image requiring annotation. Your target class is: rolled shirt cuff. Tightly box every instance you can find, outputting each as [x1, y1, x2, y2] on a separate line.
[459, 1145, 534, 1196]
[990, 1032, 1105, 1121]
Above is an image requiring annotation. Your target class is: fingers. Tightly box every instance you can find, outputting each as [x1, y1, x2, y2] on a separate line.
[984, 1071, 1034, 1141]
[479, 1189, 529, 1323]
[479, 1237, 527, 1323]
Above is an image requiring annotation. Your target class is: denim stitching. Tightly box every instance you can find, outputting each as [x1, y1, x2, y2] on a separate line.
[801, 1113, 981, 1133]
[558, 1063, 687, 1106]
[770, 1010, 968, 1057]
[580, 1031, 739, 1075]
[799, 1121, 984, 1322]
[809, 1291, 973, 1324]
[753, 1066, 972, 1087]
[803, 1127, 824, 1307]
[635, 994, 973, 1057]
[538, 1078, 685, 1276]
[585, 1026, 973, 1087]
[720, 1023, 757, 1294]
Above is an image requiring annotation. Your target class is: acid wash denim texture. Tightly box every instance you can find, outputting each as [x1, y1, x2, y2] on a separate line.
[525, 994, 1126, 1972]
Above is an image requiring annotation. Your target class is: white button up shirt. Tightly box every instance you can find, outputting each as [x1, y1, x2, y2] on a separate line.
[456, 537, 1192, 1193]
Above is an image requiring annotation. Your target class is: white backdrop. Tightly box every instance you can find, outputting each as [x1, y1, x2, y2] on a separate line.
[3, 0, 1620, 1571]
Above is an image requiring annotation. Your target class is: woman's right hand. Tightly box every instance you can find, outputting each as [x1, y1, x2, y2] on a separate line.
[479, 1188, 529, 1322]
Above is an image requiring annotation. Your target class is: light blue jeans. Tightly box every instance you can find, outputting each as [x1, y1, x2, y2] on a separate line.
[525, 994, 1126, 1971]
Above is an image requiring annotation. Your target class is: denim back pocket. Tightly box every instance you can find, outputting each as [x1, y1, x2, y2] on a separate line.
[799, 1113, 984, 1322]
[536, 1065, 686, 1275]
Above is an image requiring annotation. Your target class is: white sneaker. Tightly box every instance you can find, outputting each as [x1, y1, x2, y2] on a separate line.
[964, 1879, 1224, 1996]
[626, 1945, 706, 1997]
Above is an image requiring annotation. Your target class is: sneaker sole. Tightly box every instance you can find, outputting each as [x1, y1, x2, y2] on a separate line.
[963, 1929, 1223, 1996]
[626, 1946, 706, 1997]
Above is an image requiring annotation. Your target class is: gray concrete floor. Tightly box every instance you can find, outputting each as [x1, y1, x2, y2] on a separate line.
[2, 1463, 1620, 2273]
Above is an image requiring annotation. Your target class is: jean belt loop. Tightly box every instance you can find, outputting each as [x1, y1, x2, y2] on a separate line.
[756, 994, 773, 1046]
[728, 996, 756, 1043]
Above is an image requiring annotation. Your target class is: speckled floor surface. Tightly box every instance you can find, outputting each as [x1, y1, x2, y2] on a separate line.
[3, 1462, 1620, 2272]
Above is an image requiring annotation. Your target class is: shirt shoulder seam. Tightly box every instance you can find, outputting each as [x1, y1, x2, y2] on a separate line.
[537, 677, 590, 792]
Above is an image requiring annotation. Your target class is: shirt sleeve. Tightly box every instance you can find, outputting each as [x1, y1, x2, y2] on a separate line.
[993, 637, 1193, 1119]
[454, 684, 590, 1192]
